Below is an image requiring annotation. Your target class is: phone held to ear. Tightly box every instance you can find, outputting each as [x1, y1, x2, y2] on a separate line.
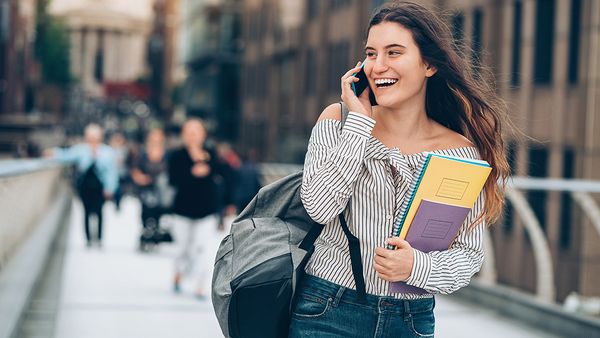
[351, 60, 378, 106]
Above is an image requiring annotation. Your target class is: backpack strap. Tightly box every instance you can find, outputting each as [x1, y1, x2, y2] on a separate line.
[339, 102, 367, 303]
[338, 213, 367, 303]
[339, 101, 350, 130]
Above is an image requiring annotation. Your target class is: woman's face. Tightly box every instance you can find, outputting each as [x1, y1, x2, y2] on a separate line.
[182, 120, 206, 147]
[364, 22, 434, 108]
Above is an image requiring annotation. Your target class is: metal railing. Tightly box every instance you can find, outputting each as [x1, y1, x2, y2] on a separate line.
[257, 164, 600, 304]
[0, 159, 73, 338]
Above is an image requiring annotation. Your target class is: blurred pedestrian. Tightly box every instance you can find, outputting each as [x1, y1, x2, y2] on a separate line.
[168, 119, 233, 298]
[109, 131, 129, 211]
[45, 123, 118, 247]
[216, 144, 262, 215]
[233, 148, 262, 214]
[130, 128, 173, 251]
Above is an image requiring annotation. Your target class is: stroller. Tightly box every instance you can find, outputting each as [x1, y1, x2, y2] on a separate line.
[138, 173, 174, 251]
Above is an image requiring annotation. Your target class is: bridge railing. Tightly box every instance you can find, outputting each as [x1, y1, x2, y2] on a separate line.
[0, 159, 72, 338]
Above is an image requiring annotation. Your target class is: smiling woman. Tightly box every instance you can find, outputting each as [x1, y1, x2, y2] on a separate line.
[290, 1, 511, 337]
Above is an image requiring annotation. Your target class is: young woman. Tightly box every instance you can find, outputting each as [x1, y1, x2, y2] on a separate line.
[168, 119, 233, 298]
[290, 2, 510, 337]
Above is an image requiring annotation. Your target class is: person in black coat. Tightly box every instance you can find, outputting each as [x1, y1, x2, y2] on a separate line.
[168, 118, 233, 297]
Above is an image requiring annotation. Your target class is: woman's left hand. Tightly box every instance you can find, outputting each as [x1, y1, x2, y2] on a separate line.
[374, 237, 415, 282]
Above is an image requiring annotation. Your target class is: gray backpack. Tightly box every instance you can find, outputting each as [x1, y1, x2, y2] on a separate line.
[211, 103, 366, 338]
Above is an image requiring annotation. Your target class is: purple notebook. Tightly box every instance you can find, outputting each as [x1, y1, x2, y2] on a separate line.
[389, 199, 471, 294]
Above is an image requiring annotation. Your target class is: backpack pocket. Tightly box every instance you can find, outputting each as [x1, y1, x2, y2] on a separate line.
[228, 253, 293, 338]
[212, 234, 234, 337]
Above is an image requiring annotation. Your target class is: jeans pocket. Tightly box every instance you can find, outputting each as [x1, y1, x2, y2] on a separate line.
[408, 310, 435, 337]
[292, 292, 332, 319]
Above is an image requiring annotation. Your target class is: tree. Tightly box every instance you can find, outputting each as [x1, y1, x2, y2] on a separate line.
[35, 0, 71, 87]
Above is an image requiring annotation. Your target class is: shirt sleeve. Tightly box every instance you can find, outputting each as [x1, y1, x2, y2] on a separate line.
[300, 112, 376, 225]
[101, 148, 119, 195]
[52, 145, 82, 163]
[405, 192, 486, 294]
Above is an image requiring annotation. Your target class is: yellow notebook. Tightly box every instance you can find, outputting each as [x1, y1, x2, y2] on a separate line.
[394, 152, 492, 241]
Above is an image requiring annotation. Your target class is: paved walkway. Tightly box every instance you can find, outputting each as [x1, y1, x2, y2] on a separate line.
[49, 197, 560, 338]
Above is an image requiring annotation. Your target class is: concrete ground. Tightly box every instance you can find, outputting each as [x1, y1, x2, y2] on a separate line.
[45, 197, 561, 338]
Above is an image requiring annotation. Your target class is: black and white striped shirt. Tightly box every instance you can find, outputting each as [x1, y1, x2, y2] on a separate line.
[301, 112, 486, 299]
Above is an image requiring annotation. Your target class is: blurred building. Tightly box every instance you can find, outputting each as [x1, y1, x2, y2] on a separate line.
[0, 0, 42, 156]
[181, 0, 242, 141]
[149, 0, 186, 121]
[239, 0, 600, 302]
[0, 0, 38, 116]
[240, 0, 385, 163]
[49, 0, 153, 98]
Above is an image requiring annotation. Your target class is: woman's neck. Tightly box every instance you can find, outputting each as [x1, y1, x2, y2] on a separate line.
[373, 104, 435, 142]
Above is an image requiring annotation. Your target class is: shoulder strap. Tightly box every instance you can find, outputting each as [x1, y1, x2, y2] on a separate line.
[339, 101, 350, 130]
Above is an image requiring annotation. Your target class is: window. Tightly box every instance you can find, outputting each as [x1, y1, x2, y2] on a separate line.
[451, 12, 465, 51]
[94, 32, 104, 82]
[280, 57, 293, 96]
[330, 0, 351, 11]
[307, 0, 319, 20]
[511, 0, 522, 87]
[304, 49, 316, 96]
[471, 8, 483, 67]
[560, 147, 575, 249]
[503, 142, 518, 233]
[568, 0, 582, 84]
[533, 0, 556, 85]
[258, 61, 270, 98]
[328, 41, 350, 93]
[372, 0, 386, 10]
[528, 146, 549, 231]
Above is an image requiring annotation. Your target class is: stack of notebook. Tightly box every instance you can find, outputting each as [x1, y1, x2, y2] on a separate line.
[389, 152, 492, 294]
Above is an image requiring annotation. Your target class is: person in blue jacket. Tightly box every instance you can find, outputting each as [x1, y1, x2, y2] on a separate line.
[46, 123, 119, 247]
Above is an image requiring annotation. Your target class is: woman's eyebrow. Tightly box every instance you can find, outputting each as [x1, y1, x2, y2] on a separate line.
[364, 44, 407, 51]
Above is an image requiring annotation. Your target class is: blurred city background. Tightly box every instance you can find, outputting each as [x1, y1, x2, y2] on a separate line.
[1, 0, 600, 337]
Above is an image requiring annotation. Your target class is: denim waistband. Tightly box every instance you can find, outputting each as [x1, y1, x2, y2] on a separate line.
[298, 275, 435, 314]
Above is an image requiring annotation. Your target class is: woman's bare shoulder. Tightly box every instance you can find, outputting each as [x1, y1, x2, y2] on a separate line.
[316, 103, 342, 123]
[433, 123, 475, 149]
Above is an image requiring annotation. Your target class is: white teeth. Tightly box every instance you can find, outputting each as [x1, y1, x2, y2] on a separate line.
[375, 78, 398, 85]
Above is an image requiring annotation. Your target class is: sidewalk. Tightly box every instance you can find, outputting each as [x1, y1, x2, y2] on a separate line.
[51, 197, 560, 338]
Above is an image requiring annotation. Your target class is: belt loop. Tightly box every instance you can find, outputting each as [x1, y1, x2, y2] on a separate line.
[331, 286, 345, 307]
[403, 300, 411, 320]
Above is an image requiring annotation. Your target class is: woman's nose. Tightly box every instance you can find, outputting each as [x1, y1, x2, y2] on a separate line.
[372, 56, 388, 73]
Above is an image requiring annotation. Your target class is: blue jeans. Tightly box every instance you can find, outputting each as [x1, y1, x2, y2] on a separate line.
[288, 275, 435, 338]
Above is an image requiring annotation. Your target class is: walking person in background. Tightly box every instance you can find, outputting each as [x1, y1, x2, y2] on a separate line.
[109, 131, 129, 211]
[45, 123, 119, 247]
[231, 148, 262, 214]
[168, 119, 233, 298]
[289, 2, 511, 337]
[130, 128, 172, 251]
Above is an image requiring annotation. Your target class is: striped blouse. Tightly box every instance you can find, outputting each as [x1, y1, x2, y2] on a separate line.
[300, 111, 486, 300]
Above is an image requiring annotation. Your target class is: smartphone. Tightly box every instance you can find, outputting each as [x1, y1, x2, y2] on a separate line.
[351, 60, 378, 106]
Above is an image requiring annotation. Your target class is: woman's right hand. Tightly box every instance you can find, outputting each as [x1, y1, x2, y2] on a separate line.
[340, 61, 373, 118]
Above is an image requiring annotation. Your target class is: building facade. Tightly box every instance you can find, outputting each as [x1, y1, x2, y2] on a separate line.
[0, 0, 38, 116]
[181, 0, 242, 141]
[49, 0, 154, 97]
[239, 0, 600, 302]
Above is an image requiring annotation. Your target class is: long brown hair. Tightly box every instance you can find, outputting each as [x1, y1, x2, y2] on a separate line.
[369, 1, 511, 226]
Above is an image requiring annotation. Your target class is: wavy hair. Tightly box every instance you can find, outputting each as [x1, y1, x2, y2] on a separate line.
[368, 1, 511, 226]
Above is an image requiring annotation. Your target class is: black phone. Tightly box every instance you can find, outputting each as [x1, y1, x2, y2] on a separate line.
[352, 61, 378, 106]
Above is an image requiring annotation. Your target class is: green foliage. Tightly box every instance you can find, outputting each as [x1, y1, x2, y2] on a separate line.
[35, 0, 71, 87]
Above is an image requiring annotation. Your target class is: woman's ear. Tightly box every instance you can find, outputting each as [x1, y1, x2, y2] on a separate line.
[425, 64, 438, 77]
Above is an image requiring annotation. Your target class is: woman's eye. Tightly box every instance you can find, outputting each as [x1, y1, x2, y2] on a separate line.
[366, 52, 376, 58]
[389, 50, 402, 56]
